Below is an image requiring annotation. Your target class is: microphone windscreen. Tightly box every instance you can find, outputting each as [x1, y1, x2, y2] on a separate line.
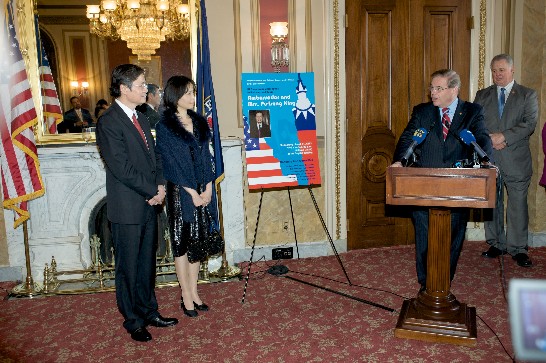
[459, 129, 476, 145]
[411, 128, 428, 145]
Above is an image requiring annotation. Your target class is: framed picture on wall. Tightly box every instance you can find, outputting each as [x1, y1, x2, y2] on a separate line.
[129, 56, 162, 88]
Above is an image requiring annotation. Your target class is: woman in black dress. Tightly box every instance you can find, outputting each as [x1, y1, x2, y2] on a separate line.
[155, 75, 217, 317]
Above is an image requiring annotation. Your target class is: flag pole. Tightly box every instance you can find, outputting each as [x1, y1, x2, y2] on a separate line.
[11, 221, 41, 297]
[209, 183, 241, 281]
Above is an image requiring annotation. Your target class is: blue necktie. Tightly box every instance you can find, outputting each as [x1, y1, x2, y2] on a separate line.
[499, 88, 506, 117]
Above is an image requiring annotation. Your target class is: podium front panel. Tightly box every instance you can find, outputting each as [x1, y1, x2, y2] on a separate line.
[386, 167, 496, 209]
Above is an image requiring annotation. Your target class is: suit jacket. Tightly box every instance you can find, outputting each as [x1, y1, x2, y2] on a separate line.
[249, 122, 271, 138]
[541, 123, 546, 187]
[473, 82, 538, 179]
[135, 103, 160, 129]
[59, 108, 94, 133]
[394, 99, 492, 167]
[96, 101, 164, 225]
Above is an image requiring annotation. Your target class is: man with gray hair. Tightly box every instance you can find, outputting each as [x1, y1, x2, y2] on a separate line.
[474, 54, 538, 267]
[136, 83, 161, 129]
[392, 69, 492, 290]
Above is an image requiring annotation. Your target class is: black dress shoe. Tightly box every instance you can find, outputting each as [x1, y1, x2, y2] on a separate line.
[147, 315, 179, 327]
[482, 246, 507, 258]
[513, 253, 532, 267]
[182, 304, 198, 317]
[194, 302, 209, 311]
[130, 327, 152, 342]
[181, 299, 198, 317]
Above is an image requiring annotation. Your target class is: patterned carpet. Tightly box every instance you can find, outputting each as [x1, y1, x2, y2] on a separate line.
[1, 241, 545, 362]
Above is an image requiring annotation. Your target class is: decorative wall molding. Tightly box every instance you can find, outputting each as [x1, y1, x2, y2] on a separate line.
[38, 16, 87, 25]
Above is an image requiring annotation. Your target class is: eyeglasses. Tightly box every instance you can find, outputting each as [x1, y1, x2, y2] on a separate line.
[132, 82, 148, 89]
[428, 86, 450, 93]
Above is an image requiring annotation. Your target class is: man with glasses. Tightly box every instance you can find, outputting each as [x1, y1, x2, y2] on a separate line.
[392, 69, 492, 291]
[136, 83, 162, 129]
[474, 54, 538, 268]
[96, 64, 178, 342]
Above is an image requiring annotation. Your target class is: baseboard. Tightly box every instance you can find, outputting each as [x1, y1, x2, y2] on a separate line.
[0, 266, 21, 282]
[532, 233, 546, 247]
[232, 239, 347, 264]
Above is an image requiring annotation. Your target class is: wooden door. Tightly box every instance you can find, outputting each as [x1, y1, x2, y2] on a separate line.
[345, 0, 471, 250]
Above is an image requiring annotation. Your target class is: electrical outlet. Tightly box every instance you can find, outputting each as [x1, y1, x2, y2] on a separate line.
[283, 221, 289, 232]
[272, 247, 293, 260]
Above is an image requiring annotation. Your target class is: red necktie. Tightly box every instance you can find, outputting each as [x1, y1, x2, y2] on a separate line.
[132, 114, 148, 148]
[442, 108, 450, 140]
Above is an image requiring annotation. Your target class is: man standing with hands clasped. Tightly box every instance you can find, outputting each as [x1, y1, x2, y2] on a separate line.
[474, 54, 538, 268]
[96, 64, 178, 342]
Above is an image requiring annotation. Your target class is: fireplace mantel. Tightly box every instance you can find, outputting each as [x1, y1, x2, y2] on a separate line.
[4, 139, 246, 281]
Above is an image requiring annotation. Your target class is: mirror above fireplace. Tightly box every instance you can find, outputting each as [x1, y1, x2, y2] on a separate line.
[31, 0, 192, 144]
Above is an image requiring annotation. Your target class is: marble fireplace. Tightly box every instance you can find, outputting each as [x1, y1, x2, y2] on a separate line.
[4, 139, 246, 281]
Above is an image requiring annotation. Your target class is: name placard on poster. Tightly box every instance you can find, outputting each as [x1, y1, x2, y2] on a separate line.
[242, 72, 321, 190]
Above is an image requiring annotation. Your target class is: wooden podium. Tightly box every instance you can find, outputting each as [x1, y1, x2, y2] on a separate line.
[386, 166, 496, 346]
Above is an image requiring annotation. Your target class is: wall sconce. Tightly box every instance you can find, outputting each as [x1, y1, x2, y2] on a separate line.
[270, 22, 289, 73]
[70, 81, 89, 97]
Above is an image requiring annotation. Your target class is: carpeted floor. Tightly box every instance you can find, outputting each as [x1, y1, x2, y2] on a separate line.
[1, 241, 545, 362]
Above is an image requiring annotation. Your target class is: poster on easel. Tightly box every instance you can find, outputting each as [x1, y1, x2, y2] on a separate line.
[242, 72, 321, 190]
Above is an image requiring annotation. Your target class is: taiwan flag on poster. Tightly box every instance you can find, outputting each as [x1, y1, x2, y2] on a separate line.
[242, 72, 321, 190]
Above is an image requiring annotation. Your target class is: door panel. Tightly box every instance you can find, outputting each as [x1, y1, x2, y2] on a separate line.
[346, 0, 470, 250]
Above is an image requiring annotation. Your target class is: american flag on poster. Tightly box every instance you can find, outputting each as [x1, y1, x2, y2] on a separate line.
[244, 115, 298, 189]
[37, 30, 62, 134]
[1, 0, 45, 228]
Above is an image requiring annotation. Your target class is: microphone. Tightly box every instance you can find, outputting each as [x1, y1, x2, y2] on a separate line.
[459, 129, 490, 162]
[401, 128, 428, 165]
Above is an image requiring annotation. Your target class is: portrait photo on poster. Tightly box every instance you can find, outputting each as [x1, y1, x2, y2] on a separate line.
[249, 110, 271, 138]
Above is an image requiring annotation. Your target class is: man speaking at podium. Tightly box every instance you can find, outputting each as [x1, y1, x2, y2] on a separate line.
[391, 69, 493, 291]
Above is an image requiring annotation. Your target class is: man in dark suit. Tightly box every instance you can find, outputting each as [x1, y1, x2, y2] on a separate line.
[392, 69, 493, 290]
[58, 96, 94, 133]
[135, 83, 161, 129]
[249, 110, 271, 138]
[474, 54, 538, 267]
[96, 64, 178, 342]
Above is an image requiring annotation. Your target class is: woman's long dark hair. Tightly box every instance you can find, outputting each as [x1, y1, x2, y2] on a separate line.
[163, 75, 196, 113]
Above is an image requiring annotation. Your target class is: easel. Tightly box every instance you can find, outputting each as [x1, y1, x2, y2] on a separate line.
[240, 186, 393, 313]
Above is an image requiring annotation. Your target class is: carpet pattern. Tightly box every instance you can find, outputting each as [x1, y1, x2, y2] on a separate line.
[1, 241, 545, 362]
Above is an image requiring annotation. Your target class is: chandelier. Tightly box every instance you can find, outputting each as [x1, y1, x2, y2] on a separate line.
[86, 0, 191, 61]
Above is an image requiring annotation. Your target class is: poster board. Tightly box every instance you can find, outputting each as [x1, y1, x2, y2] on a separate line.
[241, 72, 321, 190]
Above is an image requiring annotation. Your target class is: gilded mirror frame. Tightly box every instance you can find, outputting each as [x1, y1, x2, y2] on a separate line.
[23, 0, 196, 145]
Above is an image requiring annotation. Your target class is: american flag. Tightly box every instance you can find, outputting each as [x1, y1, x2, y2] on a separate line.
[37, 27, 62, 134]
[244, 116, 298, 189]
[1, 0, 45, 228]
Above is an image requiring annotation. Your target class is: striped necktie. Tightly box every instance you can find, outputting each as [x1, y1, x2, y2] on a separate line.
[499, 87, 506, 117]
[442, 107, 450, 140]
[132, 114, 148, 149]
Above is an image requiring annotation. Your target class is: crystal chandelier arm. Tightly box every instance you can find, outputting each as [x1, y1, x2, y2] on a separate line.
[88, 0, 191, 60]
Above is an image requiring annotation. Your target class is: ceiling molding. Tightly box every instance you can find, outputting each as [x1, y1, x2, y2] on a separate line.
[38, 16, 88, 25]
